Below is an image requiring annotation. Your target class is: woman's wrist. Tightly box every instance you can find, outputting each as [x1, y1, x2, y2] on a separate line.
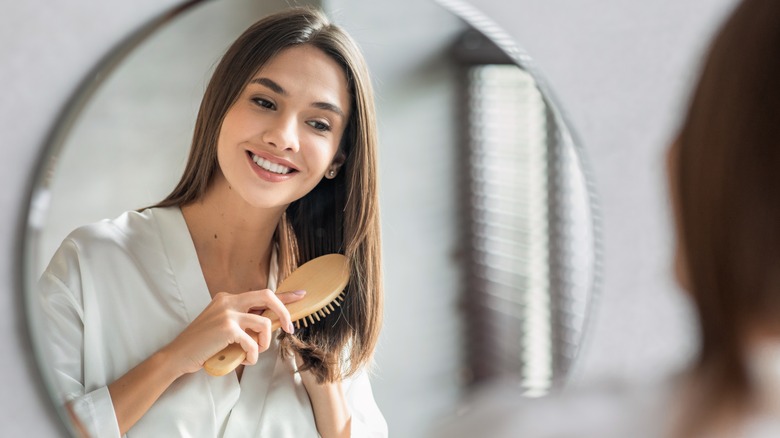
[153, 345, 188, 382]
[300, 372, 351, 438]
[108, 348, 187, 435]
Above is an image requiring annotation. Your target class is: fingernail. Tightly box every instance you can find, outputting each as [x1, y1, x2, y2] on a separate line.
[291, 290, 306, 296]
[287, 322, 295, 333]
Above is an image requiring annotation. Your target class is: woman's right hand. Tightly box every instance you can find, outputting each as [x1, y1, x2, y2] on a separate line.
[160, 289, 306, 376]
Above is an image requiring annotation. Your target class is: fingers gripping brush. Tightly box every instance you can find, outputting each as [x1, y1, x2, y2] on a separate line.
[203, 254, 350, 377]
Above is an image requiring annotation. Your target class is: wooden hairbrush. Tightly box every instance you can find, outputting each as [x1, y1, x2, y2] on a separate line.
[203, 253, 350, 377]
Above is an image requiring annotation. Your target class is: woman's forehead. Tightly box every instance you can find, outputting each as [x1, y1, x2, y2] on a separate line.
[251, 46, 349, 105]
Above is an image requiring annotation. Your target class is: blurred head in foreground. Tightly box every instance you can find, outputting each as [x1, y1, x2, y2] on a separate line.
[669, 0, 780, 435]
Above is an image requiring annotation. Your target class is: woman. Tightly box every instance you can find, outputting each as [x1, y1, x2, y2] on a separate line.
[437, 0, 780, 436]
[37, 7, 385, 438]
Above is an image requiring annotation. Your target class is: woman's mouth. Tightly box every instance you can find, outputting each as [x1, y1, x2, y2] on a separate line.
[249, 152, 296, 175]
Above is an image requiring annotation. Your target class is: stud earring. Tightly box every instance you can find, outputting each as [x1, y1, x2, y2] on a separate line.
[328, 169, 336, 178]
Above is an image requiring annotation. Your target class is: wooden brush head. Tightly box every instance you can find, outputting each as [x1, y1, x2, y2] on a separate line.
[272, 253, 349, 327]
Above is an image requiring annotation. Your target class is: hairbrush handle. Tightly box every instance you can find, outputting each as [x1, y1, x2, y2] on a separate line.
[203, 319, 281, 377]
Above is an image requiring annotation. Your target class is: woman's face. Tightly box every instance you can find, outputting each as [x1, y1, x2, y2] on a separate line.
[215, 44, 350, 210]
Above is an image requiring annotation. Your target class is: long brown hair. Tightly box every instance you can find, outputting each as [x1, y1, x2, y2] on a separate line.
[671, 0, 780, 434]
[152, 7, 382, 383]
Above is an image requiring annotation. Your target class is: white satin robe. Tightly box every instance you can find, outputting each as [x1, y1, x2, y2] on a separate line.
[36, 207, 387, 437]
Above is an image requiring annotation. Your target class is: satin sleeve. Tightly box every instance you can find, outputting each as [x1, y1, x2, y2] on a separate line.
[343, 368, 388, 437]
[36, 240, 122, 438]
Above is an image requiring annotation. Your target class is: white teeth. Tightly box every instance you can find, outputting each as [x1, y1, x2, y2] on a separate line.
[252, 154, 292, 175]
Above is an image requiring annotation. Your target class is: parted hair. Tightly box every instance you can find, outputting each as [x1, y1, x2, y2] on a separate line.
[152, 7, 382, 383]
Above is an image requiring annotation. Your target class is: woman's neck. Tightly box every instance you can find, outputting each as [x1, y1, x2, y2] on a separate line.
[180, 175, 286, 295]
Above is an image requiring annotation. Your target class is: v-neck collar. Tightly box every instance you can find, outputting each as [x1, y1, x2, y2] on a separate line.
[154, 206, 212, 325]
[153, 206, 283, 435]
[155, 205, 279, 324]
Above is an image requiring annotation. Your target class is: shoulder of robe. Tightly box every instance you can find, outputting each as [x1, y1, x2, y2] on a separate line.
[47, 208, 164, 277]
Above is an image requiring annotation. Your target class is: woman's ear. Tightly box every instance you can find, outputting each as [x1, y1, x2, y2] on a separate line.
[325, 150, 346, 179]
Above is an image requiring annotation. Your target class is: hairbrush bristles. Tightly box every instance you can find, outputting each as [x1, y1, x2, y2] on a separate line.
[289, 291, 345, 331]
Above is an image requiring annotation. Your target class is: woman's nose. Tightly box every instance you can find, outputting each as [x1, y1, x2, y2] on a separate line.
[262, 116, 299, 152]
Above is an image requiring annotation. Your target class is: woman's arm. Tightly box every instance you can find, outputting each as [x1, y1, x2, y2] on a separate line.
[298, 358, 387, 438]
[299, 364, 352, 438]
[106, 289, 303, 435]
[106, 349, 182, 435]
[45, 287, 301, 437]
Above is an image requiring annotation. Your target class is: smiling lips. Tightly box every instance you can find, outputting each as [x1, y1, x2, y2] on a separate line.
[249, 152, 296, 175]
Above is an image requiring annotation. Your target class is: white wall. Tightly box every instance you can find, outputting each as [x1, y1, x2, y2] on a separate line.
[0, 0, 739, 436]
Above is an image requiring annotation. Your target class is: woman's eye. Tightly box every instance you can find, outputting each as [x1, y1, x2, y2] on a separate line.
[252, 98, 275, 110]
[307, 120, 331, 132]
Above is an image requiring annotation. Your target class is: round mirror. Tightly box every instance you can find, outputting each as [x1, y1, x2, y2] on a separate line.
[22, 0, 600, 436]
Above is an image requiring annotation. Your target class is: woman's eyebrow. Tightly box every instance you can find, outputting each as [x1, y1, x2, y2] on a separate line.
[250, 77, 287, 95]
[313, 101, 344, 118]
[250, 77, 345, 118]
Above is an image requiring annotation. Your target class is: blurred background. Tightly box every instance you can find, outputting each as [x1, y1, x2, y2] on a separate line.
[0, 0, 738, 436]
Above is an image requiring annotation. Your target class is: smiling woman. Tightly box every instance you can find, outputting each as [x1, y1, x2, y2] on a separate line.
[33, 6, 385, 438]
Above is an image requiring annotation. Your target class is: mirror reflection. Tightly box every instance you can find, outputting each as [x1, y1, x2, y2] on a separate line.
[24, 1, 598, 437]
[452, 28, 594, 394]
